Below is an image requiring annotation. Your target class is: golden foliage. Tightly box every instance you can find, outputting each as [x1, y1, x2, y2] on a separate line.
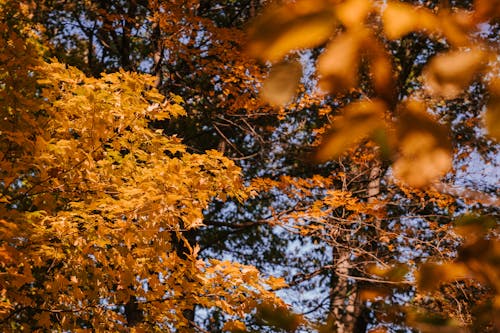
[0, 16, 285, 330]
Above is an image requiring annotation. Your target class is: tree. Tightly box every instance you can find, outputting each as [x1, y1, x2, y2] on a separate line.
[0, 1, 286, 331]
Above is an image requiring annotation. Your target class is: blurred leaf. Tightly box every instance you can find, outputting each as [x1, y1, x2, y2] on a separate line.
[406, 307, 467, 333]
[417, 262, 470, 291]
[367, 263, 410, 282]
[372, 125, 396, 160]
[359, 287, 390, 301]
[453, 215, 497, 238]
[335, 0, 373, 28]
[439, 10, 474, 47]
[393, 100, 452, 187]
[485, 78, 500, 141]
[367, 39, 396, 104]
[261, 60, 302, 106]
[256, 302, 303, 332]
[423, 48, 487, 99]
[248, 0, 336, 62]
[315, 99, 386, 162]
[317, 29, 364, 93]
[382, 2, 439, 39]
[473, 0, 500, 23]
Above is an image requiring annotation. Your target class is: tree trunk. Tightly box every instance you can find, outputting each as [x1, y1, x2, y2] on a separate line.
[329, 161, 382, 332]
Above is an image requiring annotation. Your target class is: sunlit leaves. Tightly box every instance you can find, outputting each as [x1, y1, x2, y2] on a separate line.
[223, 320, 247, 332]
[247, 0, 336, 62]
[393, 100, 452, 187]
[0, 39, 283, 330]
[315, 99, 386, 162]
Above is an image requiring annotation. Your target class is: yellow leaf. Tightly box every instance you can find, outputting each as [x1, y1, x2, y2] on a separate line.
[266, 276, 288, 289]
[335, 0, 373, 28]
[261, 60, 302, 106]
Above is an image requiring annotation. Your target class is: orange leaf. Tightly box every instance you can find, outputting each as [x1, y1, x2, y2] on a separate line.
[315, 99, 386, 162]
[382, 2, 439, 39]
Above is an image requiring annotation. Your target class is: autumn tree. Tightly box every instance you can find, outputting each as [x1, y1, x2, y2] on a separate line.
[0, 1, 287, 331]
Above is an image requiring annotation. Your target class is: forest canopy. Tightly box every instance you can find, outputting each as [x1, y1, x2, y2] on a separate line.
[0, 0, 499, 332]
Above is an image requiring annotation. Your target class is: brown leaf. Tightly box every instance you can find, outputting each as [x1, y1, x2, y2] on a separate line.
[382, 2, 439, 40]
[485, 77, 500, 141]
[261, 60, 302, 106]
[248, 0, 336, 62]
[423, 48, 487, 99]
[366, 39, 395, 103]
[393, 100, 452, 187]
[315, 99, 386, 162]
